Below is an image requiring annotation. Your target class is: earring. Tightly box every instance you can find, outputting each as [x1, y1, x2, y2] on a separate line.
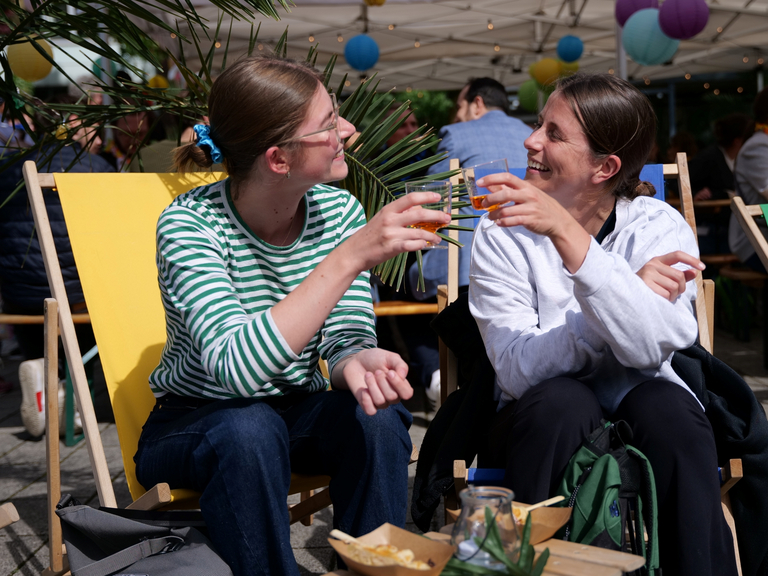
[285, 171, 291, 179]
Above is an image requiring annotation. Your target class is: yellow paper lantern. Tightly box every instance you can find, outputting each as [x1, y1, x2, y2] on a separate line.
[560, 60, 580, 76]
[532, 58, 562, 86]
[364, 0, 386, 6]
[7, 37, 54, 82]
[148, 75, 170, 90]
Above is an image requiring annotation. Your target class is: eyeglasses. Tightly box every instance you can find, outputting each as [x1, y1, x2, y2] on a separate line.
[281, 93, 341, 145]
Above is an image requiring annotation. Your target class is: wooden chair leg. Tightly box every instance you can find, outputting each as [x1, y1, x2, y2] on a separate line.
[300, 491, 314, 527]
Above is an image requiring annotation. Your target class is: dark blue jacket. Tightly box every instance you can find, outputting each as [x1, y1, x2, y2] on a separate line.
[0, 145, 114, 310]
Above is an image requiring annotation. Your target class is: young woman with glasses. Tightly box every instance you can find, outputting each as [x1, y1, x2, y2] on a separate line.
[133, 55, 450, 576]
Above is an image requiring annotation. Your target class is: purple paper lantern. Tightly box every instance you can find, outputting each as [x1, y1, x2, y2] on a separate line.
[615, 0, 659, 27]
[659, 0, 709, 40]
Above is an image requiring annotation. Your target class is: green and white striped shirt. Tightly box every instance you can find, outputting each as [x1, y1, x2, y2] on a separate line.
[149, 179, 376, 399]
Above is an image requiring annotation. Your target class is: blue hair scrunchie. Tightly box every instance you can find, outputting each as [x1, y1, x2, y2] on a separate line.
[193, 124, 223, 164]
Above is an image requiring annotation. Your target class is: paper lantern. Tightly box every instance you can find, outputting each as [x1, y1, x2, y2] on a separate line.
[560, 60, 580, 76]
[623, 9, 679, 66]
[7, 37, 53, 82]
[556, 36, 583, 63]
[532, 58, 561, 86]
[148, 75, 169, 90]
[518, 79, 539, 113]
[615, 0, 659, 27]
[659, 0, 709, 40]
[344, 34, 379, 71]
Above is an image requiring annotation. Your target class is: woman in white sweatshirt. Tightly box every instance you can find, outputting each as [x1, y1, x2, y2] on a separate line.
[468, 73, 736, 576]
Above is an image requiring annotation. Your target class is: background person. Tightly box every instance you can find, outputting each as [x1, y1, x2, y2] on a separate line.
[133, 55, 450, 576]
[0, 94, 113, 437]
[728, 88, 768, 272]
[470, 73, 736, 576]
[400, 77, 531, 409]
[690, 113, 751, 254]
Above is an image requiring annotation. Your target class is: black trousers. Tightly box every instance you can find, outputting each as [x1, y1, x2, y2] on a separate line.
[479, 377, 738, 576]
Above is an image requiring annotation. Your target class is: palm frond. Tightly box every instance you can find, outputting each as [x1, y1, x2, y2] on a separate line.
[0, 1, 457, 289]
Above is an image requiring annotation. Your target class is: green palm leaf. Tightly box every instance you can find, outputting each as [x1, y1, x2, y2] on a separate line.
[0, 1, 458, 289]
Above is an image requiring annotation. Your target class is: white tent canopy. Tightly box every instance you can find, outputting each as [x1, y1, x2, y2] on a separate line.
[144, 0, 768, 91]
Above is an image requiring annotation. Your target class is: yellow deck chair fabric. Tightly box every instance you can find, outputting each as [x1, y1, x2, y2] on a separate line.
[49, 170, 330, 514]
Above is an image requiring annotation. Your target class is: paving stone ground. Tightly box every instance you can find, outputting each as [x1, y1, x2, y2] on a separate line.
[1, 325, 766, 575]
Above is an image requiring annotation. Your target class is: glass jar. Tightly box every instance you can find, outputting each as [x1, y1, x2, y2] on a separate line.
[450, 486, 519, 571]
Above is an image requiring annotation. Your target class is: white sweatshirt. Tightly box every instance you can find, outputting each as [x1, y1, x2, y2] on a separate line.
[469, 196, 701, 414]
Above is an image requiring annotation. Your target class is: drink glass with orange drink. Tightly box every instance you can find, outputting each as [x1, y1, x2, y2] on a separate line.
[405, 180, 452, 249]
[462, 159, 509, 212]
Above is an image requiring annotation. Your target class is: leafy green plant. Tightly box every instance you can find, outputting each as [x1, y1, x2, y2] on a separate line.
[441, 507, 550, 576]
[0, 1, 462, 287]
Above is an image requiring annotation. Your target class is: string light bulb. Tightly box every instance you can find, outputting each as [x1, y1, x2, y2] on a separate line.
[388, 24, 395, 30]
[714, 88, 720, 95]
[258, 43, 264, 51]
[406, 86, 412, 92]
[214, 40, 221, 48]
[345, 80, 351, 87]
[170, 32, 177, 39]
[738, 86, 744, 93]
[337, 34, 343, 42]
[704, 82, 710, 89]
[308, 34, 315, 42]
[685, 73, 691, 79]
[716, 26, 723, 33]
[414, 39, 421, 48]
[494, 44, 500, 52]
[743, 56, 749, 63]
[644, 77, 651, 85]
[759, 57, 765, 65]
[608, 68, 614, 75]
[487, 20, 494, 30]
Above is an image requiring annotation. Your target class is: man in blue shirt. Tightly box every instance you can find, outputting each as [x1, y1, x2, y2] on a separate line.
[403, 78, 531, 410]
[408, 78, 532, 300]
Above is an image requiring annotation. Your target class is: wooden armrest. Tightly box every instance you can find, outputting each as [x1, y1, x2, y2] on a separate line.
[0, 502, 20, 529]
[126, 483, 172, 510]
[721, 459, 743, 497]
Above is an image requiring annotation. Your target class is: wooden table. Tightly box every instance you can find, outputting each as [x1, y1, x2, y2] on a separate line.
[323, 532, 646, 576]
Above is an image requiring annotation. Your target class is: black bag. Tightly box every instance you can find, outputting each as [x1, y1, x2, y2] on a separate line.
[56, 494, 233, 576]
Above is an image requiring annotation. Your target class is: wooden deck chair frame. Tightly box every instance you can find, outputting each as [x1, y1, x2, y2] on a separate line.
[23, 163, 339, 574]
[731, 196, 768, 272]
[436, 153, 742, 572]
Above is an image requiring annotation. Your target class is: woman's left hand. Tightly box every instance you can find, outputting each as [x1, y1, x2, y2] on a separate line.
[477, 172, 572, 237]
[637, 251, 704, 301]
[336, 348, 413, 416]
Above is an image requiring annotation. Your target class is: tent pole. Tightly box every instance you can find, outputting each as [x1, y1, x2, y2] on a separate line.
[616, 23, 627, 81]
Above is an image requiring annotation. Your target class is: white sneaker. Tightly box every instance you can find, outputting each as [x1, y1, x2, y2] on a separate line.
[19, 358, 46, 438]
[19, 359, 72, 438]
[425, 369, 441, 414]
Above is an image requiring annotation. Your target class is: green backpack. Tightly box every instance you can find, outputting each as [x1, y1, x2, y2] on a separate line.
[556, 420, 660, 576]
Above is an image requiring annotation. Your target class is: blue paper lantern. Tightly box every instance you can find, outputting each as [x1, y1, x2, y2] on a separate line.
[659, 0, 709, 40]
[556, 36, 583, 63]
[623, 9, 679, 66]
[344, 34, 379, 71]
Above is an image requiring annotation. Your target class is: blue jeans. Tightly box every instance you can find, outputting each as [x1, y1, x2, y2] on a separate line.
[134, 390, 413, 576]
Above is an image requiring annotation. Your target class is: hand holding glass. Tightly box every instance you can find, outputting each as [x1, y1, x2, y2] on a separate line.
[462, 159, 509, 212]
[405, 180, 452, 250]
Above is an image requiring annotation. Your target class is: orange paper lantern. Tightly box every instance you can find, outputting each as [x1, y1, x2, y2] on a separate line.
[7, 37, 54, 82]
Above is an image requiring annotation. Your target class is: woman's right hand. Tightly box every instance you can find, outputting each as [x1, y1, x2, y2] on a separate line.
[344, 192, 452, 272]
[637, 251, 704, 301]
